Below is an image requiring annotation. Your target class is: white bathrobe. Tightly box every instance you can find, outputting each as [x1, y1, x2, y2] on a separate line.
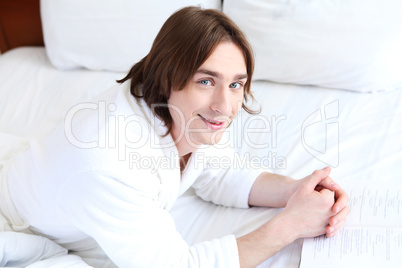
[6, 81, 263, 267]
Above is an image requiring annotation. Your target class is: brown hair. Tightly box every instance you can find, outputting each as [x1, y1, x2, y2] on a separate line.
[117, 6, 257, 134]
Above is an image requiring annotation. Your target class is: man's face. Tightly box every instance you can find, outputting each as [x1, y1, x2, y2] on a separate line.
[168, 41, 247, 148]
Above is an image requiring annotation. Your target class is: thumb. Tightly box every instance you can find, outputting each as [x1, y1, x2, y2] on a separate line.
[304, 167, 331, 190]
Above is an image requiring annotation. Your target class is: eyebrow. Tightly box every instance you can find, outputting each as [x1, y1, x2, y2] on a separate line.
[196, 68, 248, 80]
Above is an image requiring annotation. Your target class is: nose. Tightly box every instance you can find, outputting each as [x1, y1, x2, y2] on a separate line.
[210, 86, 232, 116]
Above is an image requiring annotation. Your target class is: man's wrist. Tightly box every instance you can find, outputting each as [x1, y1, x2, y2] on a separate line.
[237, 213, 296, 267]
[284, 179, 300, 206]
[248, 173, 298, 208]
[263, 212, 298, 246]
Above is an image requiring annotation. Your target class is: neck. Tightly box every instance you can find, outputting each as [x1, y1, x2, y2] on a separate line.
[171, 126, 200, 157]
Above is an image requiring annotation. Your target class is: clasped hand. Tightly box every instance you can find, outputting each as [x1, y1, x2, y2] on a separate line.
[282, 167, 349, 239]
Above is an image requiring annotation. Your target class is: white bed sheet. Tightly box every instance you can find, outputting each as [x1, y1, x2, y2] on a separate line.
[1, 47, 401, 267]
[236, 79, 402, 185]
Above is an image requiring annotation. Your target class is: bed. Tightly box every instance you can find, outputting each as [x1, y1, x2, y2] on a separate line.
[0, 0, 401, 267]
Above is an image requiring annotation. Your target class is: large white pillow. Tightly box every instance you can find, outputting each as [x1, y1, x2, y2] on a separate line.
[224, 0, 402, 93]
[41, 0, 221, 72]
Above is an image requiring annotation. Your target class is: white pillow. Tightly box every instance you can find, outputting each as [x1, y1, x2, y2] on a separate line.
[41, 0, 221, 72]
[224, 0, 402, 93]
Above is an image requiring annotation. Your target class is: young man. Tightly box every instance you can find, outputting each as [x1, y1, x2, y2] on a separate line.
[3, 6, 348, 267]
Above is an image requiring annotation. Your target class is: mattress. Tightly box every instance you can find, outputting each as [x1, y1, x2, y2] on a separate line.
[1, 47, 401, 267]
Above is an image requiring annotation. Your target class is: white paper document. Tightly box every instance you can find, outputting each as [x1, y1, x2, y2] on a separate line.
[300, 182, 402, 268]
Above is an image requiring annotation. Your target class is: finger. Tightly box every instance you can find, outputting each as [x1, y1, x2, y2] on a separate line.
[327, 217, 346, 231]
[329, 219, 346, 233]
[326, 225, 335, 237]
[326, 219, 346, 237]
[326, 229, 339, 238]
[318, 176, 339, 191]
[326, 232, 335, 238]
[332, 188, 349, 213]
[314, 185, 324, 191]
[319, 188, 335, 206]
[304, 167, 331, 190]
[329, 206, 350, 226]
[330, 229, 340, 237]
[319, 188, 334, 197]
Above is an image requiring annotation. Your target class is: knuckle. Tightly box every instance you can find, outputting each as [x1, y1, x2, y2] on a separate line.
[313, 170, 321, 176]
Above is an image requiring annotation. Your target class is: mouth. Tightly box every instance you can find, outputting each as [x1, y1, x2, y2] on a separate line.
[198, 114, 225, 130]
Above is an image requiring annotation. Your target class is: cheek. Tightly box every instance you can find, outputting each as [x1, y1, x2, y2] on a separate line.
[167, 93, 185, 124]
[231, 95, 244, 116]
[168, 92, 198, 122]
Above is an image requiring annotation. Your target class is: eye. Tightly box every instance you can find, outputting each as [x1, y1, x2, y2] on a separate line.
[199, 79, 213, 86]
[229, 82, 243, 89]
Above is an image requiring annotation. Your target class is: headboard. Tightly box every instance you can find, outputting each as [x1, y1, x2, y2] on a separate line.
[0, 0, 44, 53]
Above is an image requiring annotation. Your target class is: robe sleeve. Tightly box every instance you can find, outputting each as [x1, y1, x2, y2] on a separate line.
[57, 170, 240, 268]
[191, 147, 269, 208]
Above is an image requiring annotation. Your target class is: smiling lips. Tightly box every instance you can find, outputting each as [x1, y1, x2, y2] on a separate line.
[198, 114, 225, 130]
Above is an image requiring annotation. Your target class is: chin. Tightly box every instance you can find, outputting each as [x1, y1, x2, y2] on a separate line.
[190, 132, 224, 146]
